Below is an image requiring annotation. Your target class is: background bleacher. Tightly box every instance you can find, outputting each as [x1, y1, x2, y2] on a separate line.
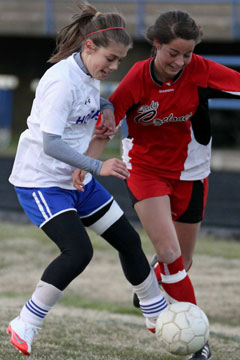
[0, 0, 240, 40]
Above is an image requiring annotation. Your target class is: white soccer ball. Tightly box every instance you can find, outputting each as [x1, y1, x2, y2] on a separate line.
[155, 302, 209, 356]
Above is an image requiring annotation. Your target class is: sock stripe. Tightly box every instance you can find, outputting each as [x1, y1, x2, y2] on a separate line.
[141, 305, 168, 315]
[30, 299, 48, 314]
[141, 305, 168, 316]
[25, 299, 49, 319]
[141, 303, 165, 313]
[140, 298, 168, 316]
[140, 297, 166, 309]
[25, 303, 45, 318]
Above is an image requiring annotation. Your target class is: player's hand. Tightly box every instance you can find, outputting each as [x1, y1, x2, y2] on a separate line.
[95, 109, 116, 137]
[100, 158, 130, 179]
[72, 169, 86, 191]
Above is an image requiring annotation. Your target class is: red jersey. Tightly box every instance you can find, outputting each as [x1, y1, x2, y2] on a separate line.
[109, 54, 240, 180]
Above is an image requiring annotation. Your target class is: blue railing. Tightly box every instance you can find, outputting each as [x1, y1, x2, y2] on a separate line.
[44, 0, 240, 39]
[45, 0, 55, 34]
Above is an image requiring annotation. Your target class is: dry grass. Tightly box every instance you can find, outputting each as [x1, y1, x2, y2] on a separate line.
[0, 221, 240, 359]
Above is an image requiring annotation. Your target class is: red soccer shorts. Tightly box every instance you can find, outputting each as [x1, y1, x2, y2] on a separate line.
[126, 172, 208, 223]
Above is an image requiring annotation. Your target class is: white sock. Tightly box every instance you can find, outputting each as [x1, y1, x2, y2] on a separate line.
[20, 280, 63, 327]
[133, 268, 167, 319]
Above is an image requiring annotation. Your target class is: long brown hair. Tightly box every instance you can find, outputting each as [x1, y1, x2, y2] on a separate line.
[146, 11, 203, 56]
[48, 1, 131, 63]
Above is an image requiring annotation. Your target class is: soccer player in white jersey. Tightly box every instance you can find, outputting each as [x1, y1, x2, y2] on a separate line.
[83, 10, 240, 360]
[6, 1, 168, 355]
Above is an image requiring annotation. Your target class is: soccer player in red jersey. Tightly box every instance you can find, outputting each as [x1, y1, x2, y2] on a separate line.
[81, 10, 240, 360]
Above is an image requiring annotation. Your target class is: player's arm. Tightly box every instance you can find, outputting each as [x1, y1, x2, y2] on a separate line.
[43, 132, 103, 175]
[72, 135, 129, 190]
[72, 134, 109, 189]
[95, 98, 116, 136]
[43, 133, 129, 193]
[204, 58, 240, 97]
[84, 134, 110, 160]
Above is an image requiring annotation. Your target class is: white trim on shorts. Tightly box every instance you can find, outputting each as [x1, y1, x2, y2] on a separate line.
[39, 208, 77, 228]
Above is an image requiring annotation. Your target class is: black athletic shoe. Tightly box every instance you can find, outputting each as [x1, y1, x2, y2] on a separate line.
[133, 292, 140, 308]
[187, 343, 211, 360]
[150, 254, 158, 268]
[132, 254, 159, 308]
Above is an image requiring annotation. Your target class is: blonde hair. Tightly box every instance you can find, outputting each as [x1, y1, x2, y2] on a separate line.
[48, 1, 131, 63]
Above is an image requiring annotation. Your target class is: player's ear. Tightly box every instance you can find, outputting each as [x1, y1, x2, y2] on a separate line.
[84, 39, 97, 54]
[153, 39, 162, 50]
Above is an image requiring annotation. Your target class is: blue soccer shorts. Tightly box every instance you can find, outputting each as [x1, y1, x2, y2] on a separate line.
[15, 177, 123, 233]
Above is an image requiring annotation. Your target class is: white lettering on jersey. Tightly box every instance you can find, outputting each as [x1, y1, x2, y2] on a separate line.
[153, 112, 192, 126]
[134, 100, 192, 127]
[159, 88, 174, 93]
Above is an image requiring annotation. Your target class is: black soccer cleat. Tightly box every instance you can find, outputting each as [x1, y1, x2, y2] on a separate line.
[150, 254, 158, 268]
[133, 292, 140, 308]
[187, 343, 211, 360]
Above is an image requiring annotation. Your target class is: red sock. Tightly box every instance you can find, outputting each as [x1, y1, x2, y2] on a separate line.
[153, 262, 162, 282]
[154, 259, 193, 282]
[159, 255, 197, 304]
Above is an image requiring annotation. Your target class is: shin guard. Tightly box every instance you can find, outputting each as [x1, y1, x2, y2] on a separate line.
[159, 255, 196, 304]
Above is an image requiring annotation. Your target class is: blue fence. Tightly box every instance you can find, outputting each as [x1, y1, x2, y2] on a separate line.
[43, 0, 240, 38]
[0, 75, 19, 148]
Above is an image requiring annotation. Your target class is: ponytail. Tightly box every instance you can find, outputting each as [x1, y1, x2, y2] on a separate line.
[49, 1, 131, 63]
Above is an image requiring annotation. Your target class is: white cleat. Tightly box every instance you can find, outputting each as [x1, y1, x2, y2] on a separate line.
[7, 316, 38, 355]
[145, 317, 157, 334]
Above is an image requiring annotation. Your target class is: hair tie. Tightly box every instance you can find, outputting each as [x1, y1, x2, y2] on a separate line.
[85, 27, 126, 38]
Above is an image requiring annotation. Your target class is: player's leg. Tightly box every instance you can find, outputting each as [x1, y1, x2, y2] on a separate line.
[133, 254, 159, 308]
[173, 178, 208, 270]
[41, 210, 93, 289]
[150, 221, 200, 287]
[174, 179, 211, 360]
[134, 195, 197, 305]
[79, 179, 168, 332]
[174, 221, 201, 270]
[102, 214, 168, 331]
[143, 179, 208, 304]
[8, 187, 93, 355]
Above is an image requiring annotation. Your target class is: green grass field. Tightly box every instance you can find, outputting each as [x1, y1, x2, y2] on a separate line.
[0, 221, 240, 359]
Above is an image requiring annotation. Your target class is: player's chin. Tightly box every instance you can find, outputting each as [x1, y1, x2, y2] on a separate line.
[168, 66, 182, 75]
[97, 70, 109, 80]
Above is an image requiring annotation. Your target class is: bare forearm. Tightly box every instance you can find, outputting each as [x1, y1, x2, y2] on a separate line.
[84, 135, 109, 159]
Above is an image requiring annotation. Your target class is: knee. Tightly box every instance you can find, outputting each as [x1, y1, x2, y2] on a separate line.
[64, 241, 94, 275]
[122, 229, 142, 255]
[79, 242, 94, 268]
[102, 214, 142, 255]
[156, 243, 181, 264]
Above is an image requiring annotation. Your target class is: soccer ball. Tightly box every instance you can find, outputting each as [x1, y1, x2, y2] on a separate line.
[155, 302, 209, 356]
